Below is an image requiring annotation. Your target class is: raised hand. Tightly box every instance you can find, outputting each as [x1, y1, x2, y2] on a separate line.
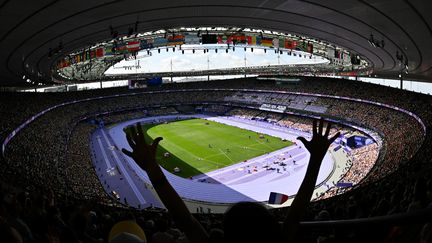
[122, 122, 163, 171]
[297, 119, 340, 161]
[122, 122, 209, 243]
[283, 119, 340, 242]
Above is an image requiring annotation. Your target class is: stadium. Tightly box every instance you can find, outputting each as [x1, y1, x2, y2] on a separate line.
[0, 1, 431, 242]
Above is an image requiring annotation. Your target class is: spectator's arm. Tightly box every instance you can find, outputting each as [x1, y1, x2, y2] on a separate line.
[282, 119, 340, 242]
[122, 123, 209, 243]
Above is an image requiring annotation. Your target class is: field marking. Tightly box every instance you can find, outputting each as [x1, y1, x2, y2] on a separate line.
[160, 140, 201, 161]
[160, 139, 224, 168]
[150, 118, 291, 175]
[203, 151, 226, 160]
[253, 138, 275, 150]
[201, 145, 268, 169]
[241, 143, 272, 152]
[218, 148, 234, 163]
[198, 156, 225, 168]
[154, 130, 256, 170]
[248, 141, 291, 153]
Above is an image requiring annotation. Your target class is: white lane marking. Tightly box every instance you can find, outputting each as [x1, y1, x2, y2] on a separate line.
[101, 129, 146, 204]
[96, 136, 113, 169]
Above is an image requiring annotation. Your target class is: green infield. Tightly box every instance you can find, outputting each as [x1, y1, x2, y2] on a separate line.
[126, 118, 293, 178]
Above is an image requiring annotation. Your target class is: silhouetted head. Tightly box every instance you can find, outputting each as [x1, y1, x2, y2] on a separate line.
[0, 223, 23, 243]
[223, 202, 282, 243]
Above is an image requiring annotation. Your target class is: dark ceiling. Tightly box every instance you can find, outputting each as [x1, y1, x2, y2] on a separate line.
[0, 0, 431, 84]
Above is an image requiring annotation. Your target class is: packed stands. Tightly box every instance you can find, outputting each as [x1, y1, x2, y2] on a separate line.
[0, 77, 431, 242]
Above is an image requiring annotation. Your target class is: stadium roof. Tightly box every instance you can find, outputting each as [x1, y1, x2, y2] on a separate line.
[0, 0, 431, 84]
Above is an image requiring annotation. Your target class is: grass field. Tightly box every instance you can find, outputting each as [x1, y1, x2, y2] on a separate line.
[127, 118, 293, 178]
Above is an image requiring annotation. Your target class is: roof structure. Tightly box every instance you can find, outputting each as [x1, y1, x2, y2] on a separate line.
[0, 0, 431, 84]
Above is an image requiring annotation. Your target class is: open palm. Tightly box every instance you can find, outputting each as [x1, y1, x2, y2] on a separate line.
[122, 122, 163, 171]
[297, 119, 340, 161]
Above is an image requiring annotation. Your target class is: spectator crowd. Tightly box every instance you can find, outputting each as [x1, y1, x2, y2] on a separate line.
[0, 77, 431, 242]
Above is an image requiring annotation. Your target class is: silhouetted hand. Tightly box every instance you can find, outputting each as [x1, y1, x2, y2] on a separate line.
[122, 122, 163, 171]
[121, 123, 209, 243]
[297, 119, 340, 161]
[283, 119, 340, 241]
